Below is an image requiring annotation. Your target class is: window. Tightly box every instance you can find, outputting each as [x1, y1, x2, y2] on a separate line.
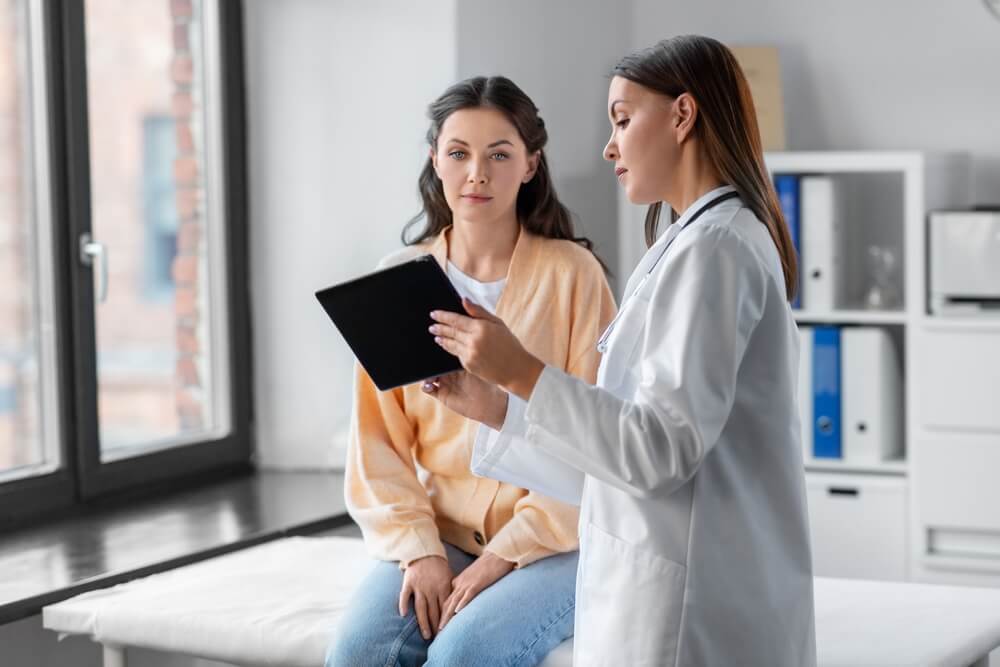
[0, 0, 251, 527]
[142, 114, 180, 301]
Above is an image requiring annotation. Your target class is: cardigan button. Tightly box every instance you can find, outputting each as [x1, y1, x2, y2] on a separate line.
[474, 531, 485, 546]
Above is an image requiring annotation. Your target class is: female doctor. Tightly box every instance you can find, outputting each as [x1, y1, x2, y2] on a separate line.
[425, 35, 816, 666]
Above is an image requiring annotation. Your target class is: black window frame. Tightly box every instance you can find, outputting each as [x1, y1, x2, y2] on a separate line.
[0, 0, 253, 531]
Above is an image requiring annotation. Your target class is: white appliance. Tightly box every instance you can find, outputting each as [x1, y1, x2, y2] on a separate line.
[929, 210, 1000, 315]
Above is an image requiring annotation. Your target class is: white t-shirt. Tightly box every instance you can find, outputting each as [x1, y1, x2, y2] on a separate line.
[446, 261, 506, 313]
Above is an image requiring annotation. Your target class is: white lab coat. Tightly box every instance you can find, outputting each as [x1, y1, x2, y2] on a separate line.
[472, 186, 817, 666]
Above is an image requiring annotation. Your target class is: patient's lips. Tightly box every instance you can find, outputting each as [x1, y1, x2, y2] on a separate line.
[461, 192, 493, 204]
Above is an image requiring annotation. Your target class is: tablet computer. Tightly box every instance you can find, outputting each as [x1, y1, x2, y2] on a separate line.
[315, 254, 465, 390]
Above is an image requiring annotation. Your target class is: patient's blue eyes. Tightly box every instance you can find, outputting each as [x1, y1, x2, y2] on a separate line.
[447, 151, 511, 161]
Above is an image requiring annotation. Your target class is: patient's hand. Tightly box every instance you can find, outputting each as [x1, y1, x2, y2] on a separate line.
[421, 371, 508, 430]
[438, 551, 515, 632]
[399, 555, 453, 641]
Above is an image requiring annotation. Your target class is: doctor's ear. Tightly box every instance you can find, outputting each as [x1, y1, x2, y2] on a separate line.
[523, 151, 540, 183]
[673, 93, 699, 144]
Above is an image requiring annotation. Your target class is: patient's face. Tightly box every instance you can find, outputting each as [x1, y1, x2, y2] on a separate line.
[432, 107, 537, 227]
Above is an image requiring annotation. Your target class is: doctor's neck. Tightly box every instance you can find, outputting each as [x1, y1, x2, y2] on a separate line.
[664, 146, 726, 217]
[447, 215, 520, 283]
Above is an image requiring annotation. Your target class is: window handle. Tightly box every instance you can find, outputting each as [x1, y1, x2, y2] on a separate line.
[79, 233, 109, 303]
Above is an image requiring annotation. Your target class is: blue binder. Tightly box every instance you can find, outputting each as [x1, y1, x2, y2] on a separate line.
[812, 326, 841, 459]
[775, 174, 801, 308]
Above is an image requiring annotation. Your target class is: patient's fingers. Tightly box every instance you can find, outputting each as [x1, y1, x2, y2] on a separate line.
[427, 594, 441, 637]
[399, 580, 412, 617]
[438, 591, 458, 630]
[415, 591, 432, 640]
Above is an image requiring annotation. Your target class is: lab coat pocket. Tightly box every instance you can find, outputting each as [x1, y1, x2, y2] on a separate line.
[596, 295, 648, 391]
[575, 521, 686, 666]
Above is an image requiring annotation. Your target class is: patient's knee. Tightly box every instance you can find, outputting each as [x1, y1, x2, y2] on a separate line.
[325, 631, 368, 667]
[425, 633, 486, 667]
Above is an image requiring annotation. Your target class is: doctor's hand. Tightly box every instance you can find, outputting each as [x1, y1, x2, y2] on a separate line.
[429, 298, 546, 401]
[438, 551, 514, 632]
[400, 555, 453, 641]
[421, 371, 508, 431]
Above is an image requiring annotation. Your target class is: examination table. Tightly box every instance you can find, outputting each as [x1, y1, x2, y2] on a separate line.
[43, 536, 1000, 666]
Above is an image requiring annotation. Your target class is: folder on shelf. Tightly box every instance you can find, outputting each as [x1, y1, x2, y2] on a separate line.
[842, 327, 902, 463]
[798, 325, 814, 462]
[775, 174, 801, 309]
[801, 176, 841, 311]
[812, 326, 841, 459]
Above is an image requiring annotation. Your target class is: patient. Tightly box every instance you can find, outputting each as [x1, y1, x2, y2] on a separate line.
[325, 76, 616, 666]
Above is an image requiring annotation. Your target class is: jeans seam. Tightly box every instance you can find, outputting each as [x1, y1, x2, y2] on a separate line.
[384, 614, 421, 667]
[508, 598, 575, 667]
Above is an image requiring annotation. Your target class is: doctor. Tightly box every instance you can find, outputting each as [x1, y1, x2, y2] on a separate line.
[426, 35, 816, 666]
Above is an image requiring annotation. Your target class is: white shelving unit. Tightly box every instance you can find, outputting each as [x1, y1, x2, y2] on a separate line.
[618, 151, 978, 584]
[766, 151, 977, 585]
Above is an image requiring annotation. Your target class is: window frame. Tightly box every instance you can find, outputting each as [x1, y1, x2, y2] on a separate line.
[0, 0, 253, 529]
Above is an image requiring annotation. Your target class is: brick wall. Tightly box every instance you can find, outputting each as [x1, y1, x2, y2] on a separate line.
[170, 0, 206, 433]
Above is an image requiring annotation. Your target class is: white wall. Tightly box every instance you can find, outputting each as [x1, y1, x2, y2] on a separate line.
[245, 0, 457, 469]
[455, 0, 631, 291]
[246, 0, 1000, 471]
[247, 0, 632, 470]
[630, 0, 1000, 201]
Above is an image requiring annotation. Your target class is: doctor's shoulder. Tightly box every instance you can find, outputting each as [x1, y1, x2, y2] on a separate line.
[679, 206, 778, 267]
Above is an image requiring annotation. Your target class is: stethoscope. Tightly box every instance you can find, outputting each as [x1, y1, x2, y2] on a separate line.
[597, 190, 741, 353]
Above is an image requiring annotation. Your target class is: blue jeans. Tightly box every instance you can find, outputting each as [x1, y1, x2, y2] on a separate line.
[326, 543, 577, 667]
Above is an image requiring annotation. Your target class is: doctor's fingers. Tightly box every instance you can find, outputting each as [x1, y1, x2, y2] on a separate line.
[434, 334, 470, 363]
[428, 322, 474, 345]
[430, 309, 477, 332]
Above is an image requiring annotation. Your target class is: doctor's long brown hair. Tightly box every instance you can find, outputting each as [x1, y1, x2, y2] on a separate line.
[613, 36, 798, 301]
[402, 76, 605, 271]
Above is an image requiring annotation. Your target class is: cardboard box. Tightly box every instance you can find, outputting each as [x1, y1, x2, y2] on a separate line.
[730, 46, 787, 151]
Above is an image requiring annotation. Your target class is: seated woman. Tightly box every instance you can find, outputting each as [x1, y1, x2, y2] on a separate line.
[325, 76, 616, 667]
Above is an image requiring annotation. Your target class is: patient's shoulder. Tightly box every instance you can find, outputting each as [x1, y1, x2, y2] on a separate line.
[376, 244, 430, 270]
[533, 235, 606, 281]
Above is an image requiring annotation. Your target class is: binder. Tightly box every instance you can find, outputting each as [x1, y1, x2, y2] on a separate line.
[842, 327, 902, 463]
[812, 326, 841, 459]
[801, 176, 841, 311]
[798, 325, 814, 462]
[775, 174, 801, 308]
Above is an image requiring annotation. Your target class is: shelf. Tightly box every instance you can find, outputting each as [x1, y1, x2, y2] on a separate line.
[764, 150, 927, 174]
[919, 317, 1000, 334]
[804, 459, 908, 476]
[794, 310, 907, 326]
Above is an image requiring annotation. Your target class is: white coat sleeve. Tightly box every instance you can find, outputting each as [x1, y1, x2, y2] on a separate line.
[471, 394, 585, 506]
[521, 226, 767, 499]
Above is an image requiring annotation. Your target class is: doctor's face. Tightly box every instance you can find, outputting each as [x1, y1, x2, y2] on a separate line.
[432, 108, 539, 226]
[603, 76, 680, 205]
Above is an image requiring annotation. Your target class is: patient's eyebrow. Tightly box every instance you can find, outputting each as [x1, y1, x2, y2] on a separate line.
[610, 99, 626, 117]
[443, 138, 515, 148]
